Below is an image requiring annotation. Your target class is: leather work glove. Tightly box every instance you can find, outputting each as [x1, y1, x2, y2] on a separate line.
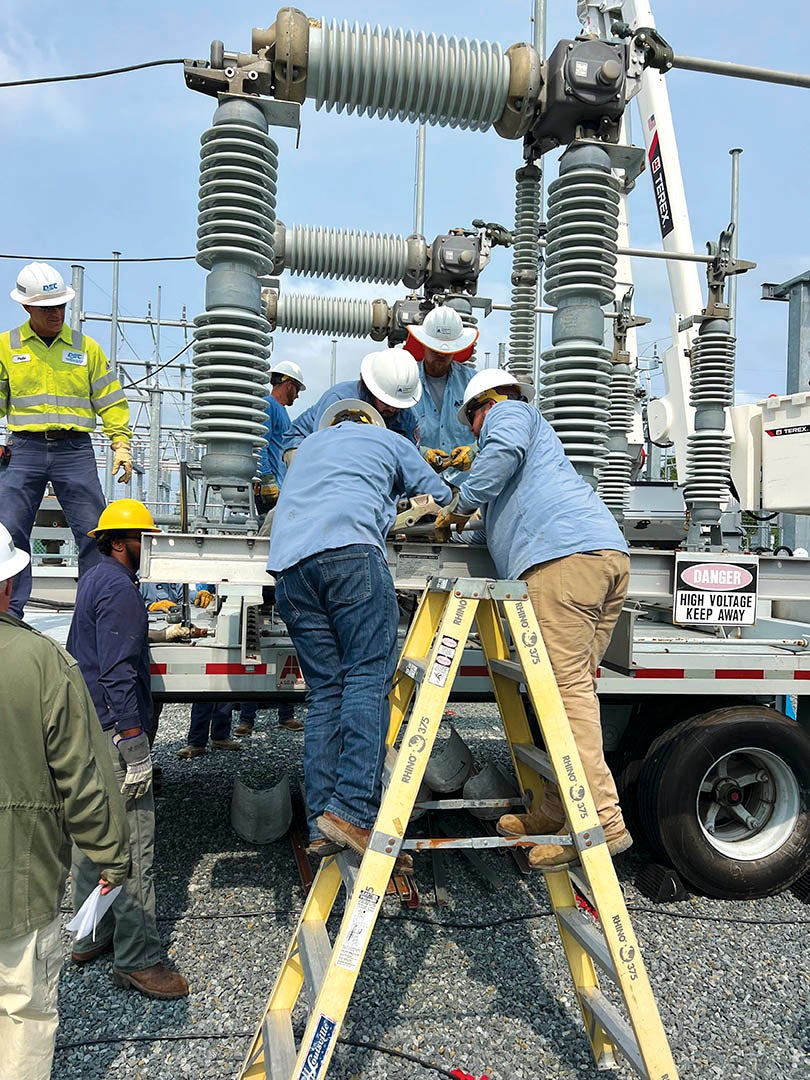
[112, 731, 153, 799]
[260, 474, 280, 502]
[194, 589, 214, 609]
[147, 599, 178, 613]
[434, 493, 473, 541]
[111, 440, 133, 484]
[148, 624, 191, 643]
[447, 444, 477, 471]
[422, 447, 451, 472]
[281, 448, 296, 469]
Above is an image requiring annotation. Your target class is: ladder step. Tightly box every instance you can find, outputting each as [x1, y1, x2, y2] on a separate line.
[261, 1009, 297, 1080]
[488, 657, 524, 682]
[578, 987, 648, 1079]
[298, 921, 332, 1001]
[512, 742, 556, 783]
[556, 908, 617, 983]
[399, 655, 427, 683]
[335, 850, 361, 892]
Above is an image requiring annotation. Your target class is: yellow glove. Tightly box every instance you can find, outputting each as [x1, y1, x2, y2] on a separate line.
[194, 589, 214, 609]
[111, 440, 133, 484]
[447, 445, 476, 471]
[423, 447, 451, 472]
[165, 623, 191, 642]
[148, 600, 178, 613]
[260, 474, 280, 501]
[434, 494, 472, 540]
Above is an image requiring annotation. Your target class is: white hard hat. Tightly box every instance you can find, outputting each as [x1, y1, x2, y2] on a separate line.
[360, 348, 423, 409]
[10, 262, 75, 307]
[457, 368, 535, 428]
[319, 398, 386, 430]
[270, 359, 306, 390]
[0, 523, 30, 583]
[408, 306, 479, 354]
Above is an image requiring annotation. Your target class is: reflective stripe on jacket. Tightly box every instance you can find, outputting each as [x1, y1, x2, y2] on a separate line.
[0, 612, 130, 938]
[0, 321, 132, 442]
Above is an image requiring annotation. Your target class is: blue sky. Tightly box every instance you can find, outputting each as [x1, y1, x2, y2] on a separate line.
[1, 0, 808, 436]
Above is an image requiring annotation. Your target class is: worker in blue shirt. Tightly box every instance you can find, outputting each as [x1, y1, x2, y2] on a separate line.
[405, 306, 480, 482]
[255, 359, 306, 513]
[436, 370, 632, 870]
[281, 348, 422, 462]
[269, 398, 453, 863]
[66, 499, 188, 1000]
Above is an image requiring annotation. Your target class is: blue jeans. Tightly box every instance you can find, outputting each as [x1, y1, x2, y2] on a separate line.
[0, 433, 105, 617]
[275, 544, 399, 838]
[188, 700, 234, 746]
[239, 701, 294, 724]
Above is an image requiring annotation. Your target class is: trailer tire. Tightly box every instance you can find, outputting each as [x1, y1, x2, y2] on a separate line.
[636, 706, 810, 899]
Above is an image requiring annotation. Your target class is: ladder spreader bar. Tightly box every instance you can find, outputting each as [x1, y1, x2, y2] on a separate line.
[579, 987, 649, 1079]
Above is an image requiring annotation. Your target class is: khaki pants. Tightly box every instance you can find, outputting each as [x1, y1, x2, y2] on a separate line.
[524, 549, 630, 834]
[0, 914, 63, 1080]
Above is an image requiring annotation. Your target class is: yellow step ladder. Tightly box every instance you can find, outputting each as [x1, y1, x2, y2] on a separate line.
[241, 576, 679, 1080]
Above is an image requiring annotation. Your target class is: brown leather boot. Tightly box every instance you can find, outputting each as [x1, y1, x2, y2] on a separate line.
[113, 963, 189, 1000]
[71, 938, 113, 965]
[496, 806, 565, 838]
[527, 826, 633, 870]
[317, 811, 414, 873]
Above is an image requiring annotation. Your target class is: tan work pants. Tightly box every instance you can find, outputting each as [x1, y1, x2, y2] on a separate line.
[523, 549, 630, 834]
[0, 914, 63, 1080]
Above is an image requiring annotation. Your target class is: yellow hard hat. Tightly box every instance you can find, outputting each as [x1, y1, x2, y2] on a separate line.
[88, 499, 162, 537]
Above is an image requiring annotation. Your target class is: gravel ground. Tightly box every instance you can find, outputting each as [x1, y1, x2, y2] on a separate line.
[53, 702, 810, 1080]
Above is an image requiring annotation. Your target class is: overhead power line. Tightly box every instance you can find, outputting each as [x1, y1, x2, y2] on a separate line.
[0, 254, 195, 263]
[0, 58, 186, 89]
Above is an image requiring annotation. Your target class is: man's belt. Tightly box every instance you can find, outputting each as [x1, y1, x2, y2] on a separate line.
[13, 429, 86, 442]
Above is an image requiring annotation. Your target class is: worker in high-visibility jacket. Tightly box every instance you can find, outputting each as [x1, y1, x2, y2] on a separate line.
[0, 262, 132, 618]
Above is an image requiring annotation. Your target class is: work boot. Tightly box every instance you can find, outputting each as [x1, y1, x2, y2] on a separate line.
[305, 837, 343, 858]
[71, 938, 113, 966]
[317, 811, 414, 873]
[233, 721, 254, 736]
[527, 826, 633, 870]
[278, 715, 304, 732]
[113, 963, 189, 1000]
[211, 738, 242, 751]
[177, 745, 206, 760]
[496, 805, 565, 838]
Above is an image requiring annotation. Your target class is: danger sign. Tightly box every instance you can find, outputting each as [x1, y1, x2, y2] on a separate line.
[673, 554, 759, 626]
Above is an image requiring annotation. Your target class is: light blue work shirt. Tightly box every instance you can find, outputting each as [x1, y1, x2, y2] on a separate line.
[281, 379, 420, 453]
[457, 400, 628, 579]
[140, 582, 210, 606]
[269, 422, 453, 573]
[413, 361, 476, 455]
[257, 394, 290, 484]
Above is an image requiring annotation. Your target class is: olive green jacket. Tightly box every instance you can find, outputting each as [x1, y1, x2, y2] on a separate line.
[0, 612, 130, 938]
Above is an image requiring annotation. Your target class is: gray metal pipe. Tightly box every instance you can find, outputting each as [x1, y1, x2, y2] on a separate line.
[728, 148, 743, 334]
[671, 52, 810, 89]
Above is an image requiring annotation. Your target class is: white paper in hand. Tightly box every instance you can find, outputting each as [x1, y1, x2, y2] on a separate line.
[66, 885, 122, 940]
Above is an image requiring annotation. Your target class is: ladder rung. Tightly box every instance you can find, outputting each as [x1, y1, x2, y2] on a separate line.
[556, 908, 617, 983]
[336, 850, 361, 892]
[298, 921, 332, 1000]
[512, 742, 556, 782]
[262, 1009, 297, 1080]
[578, 987, 648, 1079]
[488, 657, 523, 682]
[399, 655, 427, 682]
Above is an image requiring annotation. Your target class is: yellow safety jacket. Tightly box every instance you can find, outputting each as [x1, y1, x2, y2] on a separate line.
[0, 321, 131, 443]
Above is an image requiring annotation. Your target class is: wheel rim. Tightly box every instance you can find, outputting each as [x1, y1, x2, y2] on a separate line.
[696, 746, 801, 861]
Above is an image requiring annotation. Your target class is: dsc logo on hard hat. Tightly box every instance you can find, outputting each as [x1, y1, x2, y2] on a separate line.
[42, 282, 59, 292]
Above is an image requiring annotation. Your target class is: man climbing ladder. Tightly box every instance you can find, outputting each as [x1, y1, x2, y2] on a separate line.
[242, 577, 678, 1080]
